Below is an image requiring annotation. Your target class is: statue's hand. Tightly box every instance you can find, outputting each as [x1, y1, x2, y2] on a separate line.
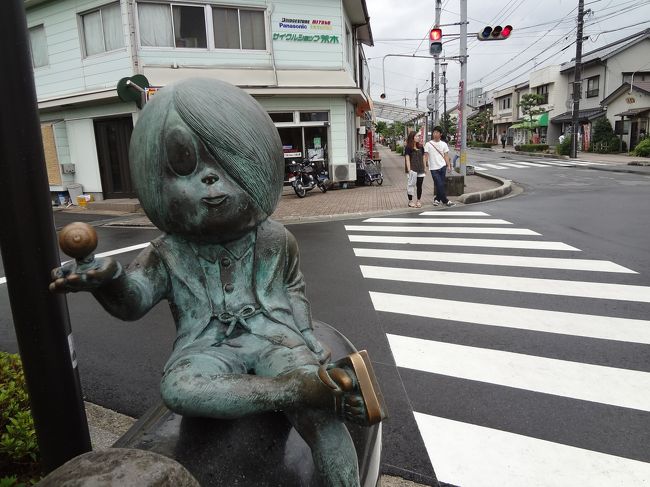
[49, 257, 122, 294]
[301, 329, 331, 364]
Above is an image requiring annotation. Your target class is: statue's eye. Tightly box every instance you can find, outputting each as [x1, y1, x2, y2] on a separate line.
[166, 128, 197, 176]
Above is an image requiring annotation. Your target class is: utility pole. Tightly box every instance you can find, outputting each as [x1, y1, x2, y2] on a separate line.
[402, 97, 409, 107]
[0, 0, 92, 473]
[433, 0, 442, 126]
[459, 0, 468, 176]
[570, 0, 585, 159]
[441, 62, 448, 138]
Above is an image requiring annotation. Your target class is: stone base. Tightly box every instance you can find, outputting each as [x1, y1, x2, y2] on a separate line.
[114, 321, 382, 487]
[445, 174, 465, 196]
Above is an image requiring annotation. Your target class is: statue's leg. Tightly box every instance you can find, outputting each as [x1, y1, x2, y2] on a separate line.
[285, 408, 360, 487]
[160, 347, 333, 419]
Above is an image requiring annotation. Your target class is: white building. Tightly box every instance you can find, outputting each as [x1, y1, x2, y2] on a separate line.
[26, 0, 373, 201]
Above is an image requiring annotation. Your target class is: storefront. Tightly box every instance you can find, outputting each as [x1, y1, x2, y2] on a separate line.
[550, 108, 606, 151]
[509, 112, 549, 145]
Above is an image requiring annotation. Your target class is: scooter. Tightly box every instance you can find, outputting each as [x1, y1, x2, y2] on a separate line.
[287, 157, 331, 198]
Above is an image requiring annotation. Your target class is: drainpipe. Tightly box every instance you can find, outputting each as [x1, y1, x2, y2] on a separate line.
[267, 1, 279, 86]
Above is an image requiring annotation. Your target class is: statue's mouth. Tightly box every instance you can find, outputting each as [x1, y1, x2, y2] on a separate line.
[202, 195, 228, 206]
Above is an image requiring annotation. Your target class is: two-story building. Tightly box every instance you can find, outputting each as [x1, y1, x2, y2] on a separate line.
[26, 0, 373, 201]
[552, 28, 650, 150]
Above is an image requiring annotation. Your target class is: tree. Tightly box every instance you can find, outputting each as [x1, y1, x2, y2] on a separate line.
[518, 93, 545, 126]
[374, 121, 388, 136]
[467, 108, 492, 142]
[441, 113, 457, 141]
[591, 117, 620, 153]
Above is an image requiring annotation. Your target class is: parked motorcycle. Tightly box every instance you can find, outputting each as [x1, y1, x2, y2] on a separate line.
[286, 156, 331, 198]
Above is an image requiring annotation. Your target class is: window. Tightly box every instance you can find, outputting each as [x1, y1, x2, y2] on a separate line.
[300, 112, 329, 122]
[535, 84, 549, 104]
[345, 24, 353, 66]
[29, 25, 48, 68]
[80, 3, 125, 56]
[213, 7, 265, 50]
[138, 3, 206, 48]
[269, 112, 294, 123]
[586, 76, 599, 98]
[138, 3, 265, 50]
[499, 97, 511, 111]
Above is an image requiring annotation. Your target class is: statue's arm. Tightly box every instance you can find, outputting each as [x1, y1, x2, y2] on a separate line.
[284, 230, 330, 362]
[92, 245, 170, 321]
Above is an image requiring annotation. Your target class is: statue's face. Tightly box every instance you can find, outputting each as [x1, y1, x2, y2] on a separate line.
[159, 111, 266, 242]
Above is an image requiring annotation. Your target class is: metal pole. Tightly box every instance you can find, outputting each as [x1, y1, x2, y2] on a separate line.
[0, 0, 92, 473]
[433, 0, 442, 125]
[570, 0, 585, 159]
[442, 64, 448, 139]
[459, 0, 468, 176]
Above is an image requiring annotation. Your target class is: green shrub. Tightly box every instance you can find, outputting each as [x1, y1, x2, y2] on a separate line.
[395, 145, 404, 155]
[468, 141, 493, 148]
[0, 353, 41, 485]
[633, 138, 650, 157]
[514, 144, 549, 152]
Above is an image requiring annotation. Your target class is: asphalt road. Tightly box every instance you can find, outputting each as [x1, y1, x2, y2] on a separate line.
[1, 157, 650, 485]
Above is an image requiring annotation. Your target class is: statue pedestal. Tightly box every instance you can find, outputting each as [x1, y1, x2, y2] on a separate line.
[114, 322, 382, 487]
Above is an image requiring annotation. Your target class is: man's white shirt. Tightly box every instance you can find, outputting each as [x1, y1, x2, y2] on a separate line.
[424, 140, 449, 170]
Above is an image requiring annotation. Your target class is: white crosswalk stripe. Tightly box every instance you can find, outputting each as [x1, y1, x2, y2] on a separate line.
[344, 210, 650, 486]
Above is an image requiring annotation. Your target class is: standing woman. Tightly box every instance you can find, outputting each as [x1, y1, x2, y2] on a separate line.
[404, 131, 427, 208]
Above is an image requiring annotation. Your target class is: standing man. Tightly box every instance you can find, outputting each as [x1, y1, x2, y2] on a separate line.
[501, 130, 507, 149]
[424, 126, 455, 207]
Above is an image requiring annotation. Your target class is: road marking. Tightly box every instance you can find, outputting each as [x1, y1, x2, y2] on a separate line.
[572, 160, 606, 166]
[414, 413, 650, 487]
[417, 211, 491, 216]
[361, 218, 513, 225]
[371, 292, 650, 344]
[0, 243, 150, 286]
[472, 165, 487, 171]
[346, 225, 539, 235]
[499, 162, 530, 168]
[388, 334, 650, 411]
[511, 161, 550, 168]
[480, 163, 506, 169]
[348, 235, 579, 251]
[353, 248, 634, 273]
[534, 160, 574, 167]
[360, 265, 650, 302]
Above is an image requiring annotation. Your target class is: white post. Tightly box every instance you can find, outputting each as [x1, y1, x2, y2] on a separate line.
[433, 0, 441, 126]
[459, 0, 467, 176]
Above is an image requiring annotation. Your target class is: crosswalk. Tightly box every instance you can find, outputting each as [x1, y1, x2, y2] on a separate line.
[472, 159, 606, 171]
[344, 211, 650, 486]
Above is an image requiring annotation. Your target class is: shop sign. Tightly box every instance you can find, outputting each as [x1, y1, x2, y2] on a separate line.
[283, 151, 302, 158]
[274, 16, 338, 43]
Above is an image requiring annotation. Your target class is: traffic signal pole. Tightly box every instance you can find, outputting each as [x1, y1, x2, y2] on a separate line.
[459, 0, 468, 176]
[0, 0, 92, 473]
[570, 0, 585, 159]
[433, 0, 442, 127]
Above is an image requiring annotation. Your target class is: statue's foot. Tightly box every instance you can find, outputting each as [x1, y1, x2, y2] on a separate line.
[318, 351, 387, 426]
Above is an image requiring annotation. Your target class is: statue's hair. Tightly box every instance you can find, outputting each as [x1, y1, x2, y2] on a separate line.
[129, 78, 283, 227]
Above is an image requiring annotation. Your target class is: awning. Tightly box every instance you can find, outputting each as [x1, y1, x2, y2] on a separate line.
[615, 107, 650, 117]
[510, 112, 548, 129]
[551, 108, 606, 124]
[373, 101, 426, 123]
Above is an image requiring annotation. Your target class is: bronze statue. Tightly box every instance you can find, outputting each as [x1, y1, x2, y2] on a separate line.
[51, 78, 386, 486]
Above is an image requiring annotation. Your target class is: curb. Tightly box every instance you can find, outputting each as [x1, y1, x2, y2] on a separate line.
[457, 172, 512, 204]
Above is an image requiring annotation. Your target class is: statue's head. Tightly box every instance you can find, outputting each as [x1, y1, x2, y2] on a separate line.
[129, 78, 283, 242]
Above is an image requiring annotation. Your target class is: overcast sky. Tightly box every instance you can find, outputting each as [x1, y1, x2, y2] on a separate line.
[364, 0, 650, 109]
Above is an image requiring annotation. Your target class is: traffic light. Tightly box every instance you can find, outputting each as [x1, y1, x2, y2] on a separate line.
[429, 28, 442, 55]
[477, 25, 513, 41]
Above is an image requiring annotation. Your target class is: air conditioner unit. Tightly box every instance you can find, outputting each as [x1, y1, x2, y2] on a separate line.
[332, 163, 357, 182]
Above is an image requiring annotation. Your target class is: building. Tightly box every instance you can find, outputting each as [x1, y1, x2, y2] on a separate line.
[600, 81, 650, 151]
[25, 0, 373, 201]
[553, 29, 650, 149]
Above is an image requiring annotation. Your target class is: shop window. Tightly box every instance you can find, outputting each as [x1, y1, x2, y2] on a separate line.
[29, 25, 48, 68]
[300, 112, 329, 122]
[80, 2, 125, 56]
[213, 7, 265, 50]
[586, 76, 599, 98]
[269, 112, 294, 123]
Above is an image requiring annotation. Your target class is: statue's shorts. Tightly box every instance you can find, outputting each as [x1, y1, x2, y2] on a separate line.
[164, 314, 320, 378]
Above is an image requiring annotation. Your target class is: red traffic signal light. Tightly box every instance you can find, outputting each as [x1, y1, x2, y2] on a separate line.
[477, 25, 513, 41]
[430, 28, 442, 41]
